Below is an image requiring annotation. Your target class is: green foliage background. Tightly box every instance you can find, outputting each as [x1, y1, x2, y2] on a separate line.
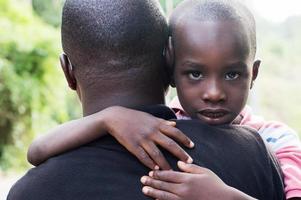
[0, 0, 300, 172]
[0, 0, 79, 171]
[255, 17, 301, 134]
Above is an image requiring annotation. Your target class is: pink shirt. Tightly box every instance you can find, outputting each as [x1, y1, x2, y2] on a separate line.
[169, 97, 301, 199]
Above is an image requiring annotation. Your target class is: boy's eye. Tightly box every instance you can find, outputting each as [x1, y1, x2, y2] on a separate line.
[225, 72, 240, 80]
[188, 71, 203, 80]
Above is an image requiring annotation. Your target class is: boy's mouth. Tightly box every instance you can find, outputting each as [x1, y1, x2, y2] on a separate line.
[197, 109, 230, 122]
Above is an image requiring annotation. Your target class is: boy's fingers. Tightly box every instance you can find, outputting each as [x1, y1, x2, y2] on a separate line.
[142, 186, 180, 200]
[132, 146, 156, 170]
[142, 142, 171, 170]
[154, 134, 193, 164]
[149, 170, 186, 183]
[177, 161, 206, 174]
[159, 123, 194, 148]
[141, 176, 179, 193]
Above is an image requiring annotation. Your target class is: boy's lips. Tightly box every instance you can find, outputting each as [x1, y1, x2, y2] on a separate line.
[197, 109, 230, 119]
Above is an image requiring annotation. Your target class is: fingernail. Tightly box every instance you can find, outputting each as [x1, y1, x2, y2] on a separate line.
[178, 160, 186, 167]
[186, 156, 193, 164]
[140, 176, 147, 184]
[154, 165, 160, 170]
[166, 121, 176, 126]
[149, 171, 154, 177]
[142, 186, 149, 194]
[189, 141, 195, 148]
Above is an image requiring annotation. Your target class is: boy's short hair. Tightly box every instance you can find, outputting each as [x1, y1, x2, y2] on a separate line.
[61, 0, 168, 87]
[170, 0, 256, 58]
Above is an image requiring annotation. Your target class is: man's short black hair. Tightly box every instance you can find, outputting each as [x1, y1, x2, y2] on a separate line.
[62, 0, 169, 88]
[170, 0, 257, 58]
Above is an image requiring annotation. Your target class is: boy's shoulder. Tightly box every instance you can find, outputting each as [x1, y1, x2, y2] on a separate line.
[240, 105, 300, 151]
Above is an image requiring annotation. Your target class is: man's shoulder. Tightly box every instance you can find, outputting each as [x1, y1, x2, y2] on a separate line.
[175, 119, 272, 164]
[174, 119, 285, 200]
[7, 145, 150, 200]
[175, 119, 262, 142]
[136, 104, 177, 120]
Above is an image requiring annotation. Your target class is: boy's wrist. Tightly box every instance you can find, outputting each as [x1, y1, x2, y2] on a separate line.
[96, 106, 122, 135]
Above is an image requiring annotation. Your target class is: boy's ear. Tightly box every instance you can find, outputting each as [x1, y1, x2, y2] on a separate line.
[166, 36, 176, 87]
[60, 53, 77, 90]
[250, 59, 261, 89]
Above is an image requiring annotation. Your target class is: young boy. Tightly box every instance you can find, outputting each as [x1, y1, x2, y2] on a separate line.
[28, 0, 300, 199]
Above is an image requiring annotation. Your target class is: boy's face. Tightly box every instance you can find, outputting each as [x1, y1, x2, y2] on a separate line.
[172, 20, 259, 125]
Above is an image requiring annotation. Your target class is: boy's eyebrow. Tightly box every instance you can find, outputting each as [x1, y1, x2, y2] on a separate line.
[181, 61, 205, 68]
[225, 61, 248, 69]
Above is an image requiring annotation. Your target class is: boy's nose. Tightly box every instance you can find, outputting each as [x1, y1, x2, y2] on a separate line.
[202, 80, 226, 103]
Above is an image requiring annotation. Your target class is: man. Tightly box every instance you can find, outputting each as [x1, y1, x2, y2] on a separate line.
[7, 0, 284, 199]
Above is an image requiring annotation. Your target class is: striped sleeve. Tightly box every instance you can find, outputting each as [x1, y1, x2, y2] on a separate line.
[240, 106, 301, 198]
[276, 146, 301, 199]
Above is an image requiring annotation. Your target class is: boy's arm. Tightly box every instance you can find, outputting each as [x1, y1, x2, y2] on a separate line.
[258, 123, 301, 199]
[276, 146, 301, 200]
[27, 113, 108, 166]
[238, 106, 301, 199]
[28, 106, 194, 169]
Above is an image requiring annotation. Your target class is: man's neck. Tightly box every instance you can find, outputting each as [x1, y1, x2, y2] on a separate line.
[81, 92, 165, 116]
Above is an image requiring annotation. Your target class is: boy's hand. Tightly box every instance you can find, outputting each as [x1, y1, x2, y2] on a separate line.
[141, 161, 249, 200]
[101, 106, 194, 170]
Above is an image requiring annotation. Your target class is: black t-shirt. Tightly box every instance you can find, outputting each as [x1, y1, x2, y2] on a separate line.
[7, 105, 285, 200]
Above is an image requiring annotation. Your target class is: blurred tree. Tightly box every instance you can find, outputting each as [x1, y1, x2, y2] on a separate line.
[255, 16, 301, 135]
[0, 0, 300, 173]
[31, 0, 64, 27]
[0, 0, 78, 171]
[160, 0, 182, 15]
[0, 0, 185, 172]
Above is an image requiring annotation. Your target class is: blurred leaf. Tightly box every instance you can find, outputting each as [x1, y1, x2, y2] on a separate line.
[32, 0, 64, 27]
[0, 0, 80, 171]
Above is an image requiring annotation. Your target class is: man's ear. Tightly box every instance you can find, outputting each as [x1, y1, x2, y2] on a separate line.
[250, 59, 261, 89]
[60, 53, 77, 90]
[166, 36, 176, 87]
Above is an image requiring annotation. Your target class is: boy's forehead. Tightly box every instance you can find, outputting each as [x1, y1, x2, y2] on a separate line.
[175, 18, 248, 40]
[169, 0, 257, 59]
[174, 19, 251, 59]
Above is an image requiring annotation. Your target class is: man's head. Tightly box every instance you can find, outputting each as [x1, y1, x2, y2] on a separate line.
[60, 0, 169, 115]
[167, 0, 260, 125]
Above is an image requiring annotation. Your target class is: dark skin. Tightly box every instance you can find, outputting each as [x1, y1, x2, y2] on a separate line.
[28, 60, 253, 199]
[28, 20, 293, 200]
[28, 23, 261, 200]
[28, 105, 194, 170]
[142, 20, 299, 200]
[140, 20, 261, 200]
[141, 161, 256, 200]
[28, 54, 194, 170]
[171, 20, 259, 125]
